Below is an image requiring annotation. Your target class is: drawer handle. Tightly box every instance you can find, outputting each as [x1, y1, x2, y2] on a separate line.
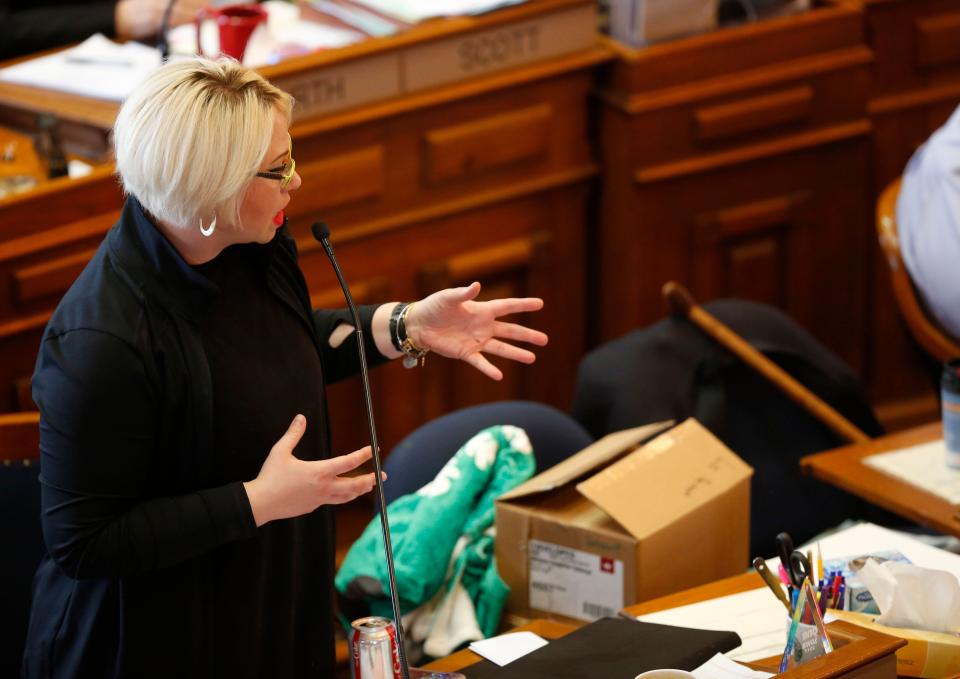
[695, 86, 813, 143]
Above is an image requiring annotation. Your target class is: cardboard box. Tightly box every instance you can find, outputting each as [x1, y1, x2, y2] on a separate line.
[495, 418, 753, 623]
[829, 610, 960, 678]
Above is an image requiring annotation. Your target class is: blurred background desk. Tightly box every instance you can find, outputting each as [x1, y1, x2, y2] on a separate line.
[419, 574, 903, 678]
[801, 422, 960, 537]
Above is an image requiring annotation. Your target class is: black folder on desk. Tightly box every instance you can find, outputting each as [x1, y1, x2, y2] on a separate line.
[463, 617, 742, 679]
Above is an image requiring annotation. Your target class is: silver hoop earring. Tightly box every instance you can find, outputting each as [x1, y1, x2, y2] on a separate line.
[199, 214, 217, 237]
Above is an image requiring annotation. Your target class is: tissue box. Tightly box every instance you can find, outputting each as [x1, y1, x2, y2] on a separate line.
[829, 610, 960, 678]
[823, 551, 911, 614]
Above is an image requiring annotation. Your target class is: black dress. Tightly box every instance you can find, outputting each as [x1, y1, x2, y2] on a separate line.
[23, 198, 386, 678]
[194, 242, 334, 677]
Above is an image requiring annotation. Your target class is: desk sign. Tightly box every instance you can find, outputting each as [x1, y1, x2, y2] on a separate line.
[404, 3, 596, 91]
[277, 51, 401, 119]
[275, 2, 596, 120]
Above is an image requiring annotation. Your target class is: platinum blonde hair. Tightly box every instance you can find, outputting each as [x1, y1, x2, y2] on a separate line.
[113, 58, 293, 228]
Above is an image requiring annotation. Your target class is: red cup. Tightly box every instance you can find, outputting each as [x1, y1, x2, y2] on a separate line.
[195, 3, 268, 62]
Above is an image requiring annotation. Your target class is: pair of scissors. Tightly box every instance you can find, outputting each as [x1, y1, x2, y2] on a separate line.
[775, 532, 813, 588]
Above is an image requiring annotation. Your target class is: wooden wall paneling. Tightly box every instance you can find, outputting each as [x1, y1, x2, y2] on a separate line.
[690, 191, 811, 306]
[605, 134, 870, 372]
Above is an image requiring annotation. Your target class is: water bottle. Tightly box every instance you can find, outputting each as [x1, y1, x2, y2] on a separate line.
[942, 358, 960, 468]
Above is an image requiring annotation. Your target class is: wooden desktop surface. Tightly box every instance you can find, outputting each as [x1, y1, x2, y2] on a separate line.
[800, 422, 960, 537]
[421, 619, 577, 674]
[627, 572, 905, 679]
[422, 572, 904, 677]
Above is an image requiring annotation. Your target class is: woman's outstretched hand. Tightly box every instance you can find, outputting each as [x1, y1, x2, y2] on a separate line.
[406, 282, 548, 381]
[243, 415, 384, 527]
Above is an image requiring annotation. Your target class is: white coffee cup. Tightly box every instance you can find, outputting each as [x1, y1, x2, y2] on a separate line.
[635, 670, 696, 679]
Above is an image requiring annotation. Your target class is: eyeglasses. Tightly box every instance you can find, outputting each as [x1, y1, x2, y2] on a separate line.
[255, 135, 296, 189]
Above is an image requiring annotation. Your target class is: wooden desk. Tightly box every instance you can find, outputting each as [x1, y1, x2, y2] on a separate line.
[421, 573, 904, 678]
[594, 1, 874, 375]
[626, 572, 905, 678]
[422, 619, 577, 674]
[801, 422, 960, 537]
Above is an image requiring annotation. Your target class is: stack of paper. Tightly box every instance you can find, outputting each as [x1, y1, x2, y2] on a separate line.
[0, 34, 160, 101]
[863, 440, 960, 504]
[636, 523, 960, 663]
[349, 0, 526, 23]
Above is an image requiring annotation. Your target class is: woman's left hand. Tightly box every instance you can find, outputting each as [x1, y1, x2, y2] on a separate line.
[405, 282, 548, 381]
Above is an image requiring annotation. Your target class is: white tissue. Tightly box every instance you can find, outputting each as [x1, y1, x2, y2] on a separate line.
[858, 558, 960, 633]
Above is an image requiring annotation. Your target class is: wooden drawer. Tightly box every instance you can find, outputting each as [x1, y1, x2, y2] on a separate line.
[606, 55, 869, 170]
[852, 0, 960, 97]
[596, 132, 871, 372]
[0, 209, 115, 318]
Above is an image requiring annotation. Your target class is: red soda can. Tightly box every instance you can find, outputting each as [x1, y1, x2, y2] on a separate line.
[350, 616, 403, 679]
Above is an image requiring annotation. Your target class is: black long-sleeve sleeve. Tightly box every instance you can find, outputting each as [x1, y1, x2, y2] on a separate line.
[313, 303, 391, 383]
[0, 1, 117, 60]
[33, 326, 257, 581]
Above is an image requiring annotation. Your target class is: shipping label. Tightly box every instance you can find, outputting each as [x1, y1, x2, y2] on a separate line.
[528, 539, 624, 621]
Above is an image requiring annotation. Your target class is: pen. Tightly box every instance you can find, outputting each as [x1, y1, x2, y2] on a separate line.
[64, 55, 134, 67]
[817, 542, 824, 582]
[752, 557, 791, 612]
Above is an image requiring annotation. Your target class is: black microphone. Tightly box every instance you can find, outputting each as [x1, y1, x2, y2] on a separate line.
[311, 221, 411, 679]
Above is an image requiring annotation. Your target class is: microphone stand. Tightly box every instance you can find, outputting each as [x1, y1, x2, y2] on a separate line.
[157, 0, 177, 60]
[311, 221, 411, 679]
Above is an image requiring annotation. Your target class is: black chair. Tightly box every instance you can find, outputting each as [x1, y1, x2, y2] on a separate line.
[0, 413, 42, 678]
[382, 400, 594, 505]
[571, 300, 897, 557]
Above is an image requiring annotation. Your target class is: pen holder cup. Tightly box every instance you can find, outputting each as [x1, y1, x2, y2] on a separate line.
[784, 618, 827, 667]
